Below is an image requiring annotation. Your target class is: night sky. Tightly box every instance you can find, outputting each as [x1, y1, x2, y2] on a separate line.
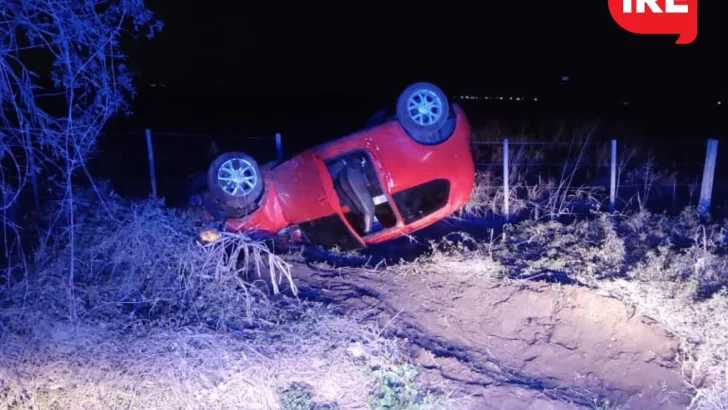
[133, 1, 727, 100]
[100, 1, 728, 200]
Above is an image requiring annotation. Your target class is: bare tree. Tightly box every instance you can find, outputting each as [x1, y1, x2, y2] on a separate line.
[0, 0, 161, 320]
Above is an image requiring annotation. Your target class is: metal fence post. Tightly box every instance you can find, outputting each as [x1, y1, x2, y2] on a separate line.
[609, 139, 617, 212]
[275, 132, 283, 161]
[503, 138, 510, 222]
[699, 139, 719, 218]
[145, 129, 158, 199]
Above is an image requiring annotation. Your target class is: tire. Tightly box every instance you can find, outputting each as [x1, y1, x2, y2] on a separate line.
[202, 191, 246, 220]
[206, 151, 264, 218]
[396, 82, 452, 145]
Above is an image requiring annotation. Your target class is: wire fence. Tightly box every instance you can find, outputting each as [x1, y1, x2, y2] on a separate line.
[98, 129, 725, 214]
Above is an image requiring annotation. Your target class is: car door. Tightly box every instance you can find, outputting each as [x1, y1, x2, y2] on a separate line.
[272, 150, 366, 250]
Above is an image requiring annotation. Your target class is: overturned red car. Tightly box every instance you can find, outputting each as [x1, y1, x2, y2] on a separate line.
[200, 82, 475, 250]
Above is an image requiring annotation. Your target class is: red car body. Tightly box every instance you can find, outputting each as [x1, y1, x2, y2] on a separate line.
[215, 104, 474, 250]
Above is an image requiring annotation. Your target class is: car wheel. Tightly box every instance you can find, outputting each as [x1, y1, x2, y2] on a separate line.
[206, 151, 264, 218]
[396, 82, 451, 144]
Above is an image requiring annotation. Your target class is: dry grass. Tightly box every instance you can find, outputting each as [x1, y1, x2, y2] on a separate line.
[0, 304, 425, 409]
[465, 120, 698, 219]
[0, 185, 451, 410]
[464, 136, 608, 219]
[0, 117, 721, 408]
[453, 119, 727, 408]
[395, 208, 728, 409]
[1, 184, 294, 330]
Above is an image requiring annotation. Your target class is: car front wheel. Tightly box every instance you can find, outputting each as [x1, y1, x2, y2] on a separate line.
[206, 151, 264, 218]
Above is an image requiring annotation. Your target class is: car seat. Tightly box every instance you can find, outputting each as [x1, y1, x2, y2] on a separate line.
[336, 158, 376, 235]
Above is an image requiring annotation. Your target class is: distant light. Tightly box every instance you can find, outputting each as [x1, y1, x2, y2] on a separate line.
[718, 101, 722, 105]
[561, 75, 569, 82]
[515, 97, 521, 101]
[498, 96, 503, 100]
[533, 97, 538, 102]
[150, 83, 156, 87]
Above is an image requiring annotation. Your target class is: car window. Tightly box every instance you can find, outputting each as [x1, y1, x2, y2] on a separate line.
[391, 179, 450, 224]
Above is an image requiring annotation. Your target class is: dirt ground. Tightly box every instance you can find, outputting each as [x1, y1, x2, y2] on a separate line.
[292, 261, 693, 410]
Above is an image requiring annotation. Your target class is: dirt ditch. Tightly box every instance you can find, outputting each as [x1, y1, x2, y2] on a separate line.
[292, 262, 693, 410]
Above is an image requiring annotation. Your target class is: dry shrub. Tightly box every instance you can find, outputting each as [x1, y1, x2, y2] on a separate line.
[0, 183, 294, 333]
[465, 117, 704, 220]
[465, 120, 608, 220]
[597, 209, 728, 409]
[0, 184, 453, 409]
[462, 170, 551, 217]
[396, 215, 627, 286]
[463, 168, 605, 222]
[0, 0, 161, 259]
[500, 214, 626, 285]
[394, 232, 506, 279]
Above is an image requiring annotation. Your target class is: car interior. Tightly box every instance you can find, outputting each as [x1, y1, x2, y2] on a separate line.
[326, 151, 398, 237]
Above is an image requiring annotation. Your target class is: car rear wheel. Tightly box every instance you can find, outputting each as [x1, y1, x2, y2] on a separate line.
[206, 151, 264, 218]
[396, 82, 452, 145]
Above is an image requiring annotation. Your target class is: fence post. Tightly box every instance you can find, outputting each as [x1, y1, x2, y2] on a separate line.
[698, 139, 719, 218]
[275, 132, 283, 161]
[672, 179, 677, 211]
[503, 138, 510, 222]
[145, 129, 158, 199]
[609, 139, 617, 212]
